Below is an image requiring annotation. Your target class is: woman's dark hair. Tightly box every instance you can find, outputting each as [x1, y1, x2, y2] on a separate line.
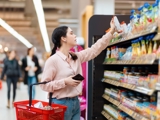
[50, 26, 77, 60]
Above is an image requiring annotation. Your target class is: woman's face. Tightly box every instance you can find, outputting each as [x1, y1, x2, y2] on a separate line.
[9, 51, 16, 59]
[65, 27, 77, 47]
[29, 48, 35, 56]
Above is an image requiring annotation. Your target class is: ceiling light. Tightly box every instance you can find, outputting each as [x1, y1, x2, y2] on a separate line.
[58, 19, 78, 23]
[0, 18, 33, 48]
[33, 0, 51, 53]
[4, 47, 8, 52]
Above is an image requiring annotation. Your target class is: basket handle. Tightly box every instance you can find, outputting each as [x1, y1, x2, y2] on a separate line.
[29, 81, 53, 107]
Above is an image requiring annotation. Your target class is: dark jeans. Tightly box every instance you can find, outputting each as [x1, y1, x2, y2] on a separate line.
[6, 77, 18, 101]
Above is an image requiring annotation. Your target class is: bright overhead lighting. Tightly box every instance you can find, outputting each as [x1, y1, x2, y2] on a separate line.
[33, 0, 51, 53]
[4, 47, 8, 52]
[0, 18, 33, 48]
[58, 19, 78, 23]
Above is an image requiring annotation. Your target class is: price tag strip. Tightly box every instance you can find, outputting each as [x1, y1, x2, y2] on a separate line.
[103, 78, 154, 96]
[101, 111, 115, 120]
[103, 94, 120, 107]
[102, 94, 109, 100]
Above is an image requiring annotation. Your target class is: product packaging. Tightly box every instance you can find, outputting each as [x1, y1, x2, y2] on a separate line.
[114, 16, 123, 32]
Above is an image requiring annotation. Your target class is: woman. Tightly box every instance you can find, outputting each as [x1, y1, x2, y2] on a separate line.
[0, 50, 21, 108]
[41, 19, 116, 120]
[22, 47, 41, 99]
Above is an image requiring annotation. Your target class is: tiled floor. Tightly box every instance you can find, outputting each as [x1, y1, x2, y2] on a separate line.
[0, 81, 48, 120]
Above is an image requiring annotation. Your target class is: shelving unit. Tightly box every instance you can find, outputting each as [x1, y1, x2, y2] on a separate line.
[87, 15, 160, 120]
[102, 94, 149, 120]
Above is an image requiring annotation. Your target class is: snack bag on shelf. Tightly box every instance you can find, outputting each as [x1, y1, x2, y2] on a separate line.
[141, 102, 151, 118]
[131, 40, 138, 59]
[157, 0, 160, 26]
[131, 9, 137, 17]
[131, 10, 140, 35]
[120, 21, 128, 39]
[140, 37, 147, 55]
[118, 111, 128, 120]
[152, 3, 159, 23]
[145, 3, 153, 24]
[111, 46, 115, 58]
[148, 36, 153, 54]
[145, 36, 150, 53]
[156, 43, 160, 59]
[104, 88, 111, 96]
[128, 75, 139, 85]
[121, 46, 132, 61]
[138, 76, 145, 87]
[136, 14, 141, 32]
[136, 39, 141, 57]
[114, 16, 123, 33]
[143, 76, 150, 88]
[148, 74, 158, 89]
[105, 48, 111, 63]
[130, 15, 137, 35]
[126, 23, 133, 39]
[115, 46, 119, 59]
[149, 102, 157, 118]
[118, 48, 126, 60]
[138, 6, 145, 31]
[153, 40, 158, 54]
[141, 3, 150, 31]
[122, 97, 136, 110]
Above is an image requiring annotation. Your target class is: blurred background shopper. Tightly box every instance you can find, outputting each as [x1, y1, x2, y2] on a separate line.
[0, 50, 21, 108]
[22, 47, 41, 99]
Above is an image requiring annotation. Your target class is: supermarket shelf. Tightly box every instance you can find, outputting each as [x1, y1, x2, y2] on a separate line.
[102, 94, 149, 120]
[103, 59, 158, 65]
[102, 94, 120, 107]
[102, 79, 155, 96]
[101, 110, 117, 120]
[108, 30, 157, 47]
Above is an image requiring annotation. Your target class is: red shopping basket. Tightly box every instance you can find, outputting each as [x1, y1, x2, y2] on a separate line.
[14, 81, 67, 120]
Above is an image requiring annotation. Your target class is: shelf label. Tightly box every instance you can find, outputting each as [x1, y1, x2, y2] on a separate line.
[131, 85, 136, 90]
[116, 82, 120, 86]
[109, 98, 114, 102]
[113, 81, 116, 85]
[104, 95, 109, 100]
[102, 111, 111, 119]
[112, 100, 116, 105]
[109, 118, 114, 120]
[114, 100, 120, 106]
[111, 80, 114, 84]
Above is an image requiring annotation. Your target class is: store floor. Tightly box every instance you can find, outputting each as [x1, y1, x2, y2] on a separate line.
[0, 81, 48, 120]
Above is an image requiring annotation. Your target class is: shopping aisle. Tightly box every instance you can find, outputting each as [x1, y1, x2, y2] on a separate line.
[0, 81, 48, 120]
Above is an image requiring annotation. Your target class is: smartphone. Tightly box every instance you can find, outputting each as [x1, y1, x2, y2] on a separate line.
[72, 74, 84, 81]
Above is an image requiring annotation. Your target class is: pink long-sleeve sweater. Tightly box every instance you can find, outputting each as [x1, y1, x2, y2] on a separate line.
[41, 32, 113, 99]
